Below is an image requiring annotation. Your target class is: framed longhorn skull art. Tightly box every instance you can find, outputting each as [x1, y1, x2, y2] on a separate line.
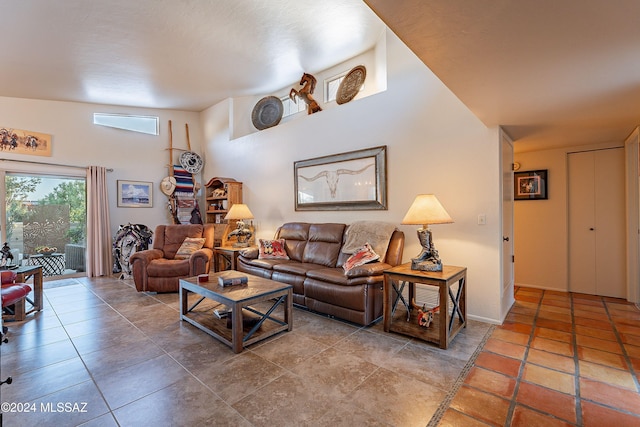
[294, 145, 387, 211]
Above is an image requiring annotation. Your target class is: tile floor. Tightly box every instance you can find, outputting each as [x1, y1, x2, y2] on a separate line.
[437, 286, 640, 426]
[1, 279, 639, 426]
[1, 275, 491, 426]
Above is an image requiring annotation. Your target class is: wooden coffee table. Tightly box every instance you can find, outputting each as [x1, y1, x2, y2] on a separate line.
[179, 271, 292, 353]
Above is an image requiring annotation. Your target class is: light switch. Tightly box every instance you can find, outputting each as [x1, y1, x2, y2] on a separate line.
[478, 214, 486, 225]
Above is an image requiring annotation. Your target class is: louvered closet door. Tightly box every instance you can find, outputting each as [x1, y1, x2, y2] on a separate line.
[568, 148, 626, 298]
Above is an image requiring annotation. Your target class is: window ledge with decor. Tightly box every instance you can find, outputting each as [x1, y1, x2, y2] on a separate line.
[230, 41, 386, 140]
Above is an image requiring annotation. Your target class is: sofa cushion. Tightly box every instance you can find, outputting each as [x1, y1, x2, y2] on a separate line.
[343, 243, 379, 273]
[175, 237, 206, 260]
[147, 258, 190, 277]
[304, 279, 369, 311]
[301, 223, 345, 267]
[258, 238, 289, 260]
[273, 262, 325, 276]
[276, 223, 310, 262]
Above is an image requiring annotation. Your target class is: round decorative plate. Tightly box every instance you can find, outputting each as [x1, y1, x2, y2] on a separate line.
[252, 96, 284, 130]
[336, 65, 367, 105]
[179, 151, 204, 174]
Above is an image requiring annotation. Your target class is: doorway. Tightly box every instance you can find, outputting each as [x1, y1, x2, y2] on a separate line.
[2, 171, 87, 278]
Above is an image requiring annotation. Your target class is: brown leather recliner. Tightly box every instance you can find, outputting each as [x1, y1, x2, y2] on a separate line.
[130, 224, 215, 292]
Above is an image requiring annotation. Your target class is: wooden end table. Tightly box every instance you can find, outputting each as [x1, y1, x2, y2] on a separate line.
[383, 263, 467, 349]
[214, 246, 255, 271]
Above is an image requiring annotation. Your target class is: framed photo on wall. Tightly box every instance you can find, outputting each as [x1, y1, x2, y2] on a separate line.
[117, 180, 153, 207]
[294, 145, 387, 211]
[514, 170, 548, 200]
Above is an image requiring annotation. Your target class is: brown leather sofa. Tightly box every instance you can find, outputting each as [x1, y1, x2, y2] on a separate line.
[130, 224, 215, 292]
[237, 222, 404, 326]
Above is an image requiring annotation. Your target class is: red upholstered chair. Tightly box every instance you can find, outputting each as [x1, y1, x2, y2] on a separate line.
[1, 271, 32, 322]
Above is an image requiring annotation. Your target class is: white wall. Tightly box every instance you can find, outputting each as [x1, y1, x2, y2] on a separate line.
[201, 30, 504, 323]
[514, 141, 622, 291]
[0, 97, 202, 236]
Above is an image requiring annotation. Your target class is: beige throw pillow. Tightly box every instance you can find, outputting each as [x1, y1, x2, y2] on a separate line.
[174, 237, 206, 260]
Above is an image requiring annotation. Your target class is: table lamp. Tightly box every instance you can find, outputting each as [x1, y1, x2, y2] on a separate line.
[224, 203, 254, 247]
[401, 194, 453, 271]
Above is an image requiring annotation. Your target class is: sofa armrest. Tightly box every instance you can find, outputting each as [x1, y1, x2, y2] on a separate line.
[345, 262, 391, 278]
[240, 247, 259, 259]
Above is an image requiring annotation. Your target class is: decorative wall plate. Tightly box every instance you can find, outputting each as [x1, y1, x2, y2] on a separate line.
[336, 65, 367, 105]
[252, 96, 284, 130]
[179, 151, 203, 174]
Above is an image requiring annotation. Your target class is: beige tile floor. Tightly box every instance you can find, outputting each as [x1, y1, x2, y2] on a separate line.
[1, 276, 491, 426]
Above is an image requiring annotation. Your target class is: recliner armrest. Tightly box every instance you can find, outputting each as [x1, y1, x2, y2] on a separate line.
[189, 248, 214, 263]
[344, 262, 391, 278]
[189, 248, 214, 275]
[129, 248, 164, 266]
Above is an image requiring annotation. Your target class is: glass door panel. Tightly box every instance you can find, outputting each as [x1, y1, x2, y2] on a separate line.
[4, 173, 86, 277]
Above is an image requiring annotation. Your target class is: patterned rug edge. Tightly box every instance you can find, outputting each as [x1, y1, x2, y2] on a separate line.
[426, 323, 496, 427]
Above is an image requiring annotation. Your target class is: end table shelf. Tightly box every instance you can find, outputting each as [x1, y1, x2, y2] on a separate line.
[383, 263, 467, 349]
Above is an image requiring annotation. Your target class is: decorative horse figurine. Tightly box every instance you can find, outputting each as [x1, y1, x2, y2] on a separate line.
[290, 73, 322, 115]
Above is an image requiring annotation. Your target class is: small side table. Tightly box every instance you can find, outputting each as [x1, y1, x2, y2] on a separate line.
[383, 263, 467, 349]
[2, 265, 43, 321]
[214, 246, 254, 271]
[28, 253, 65, 277]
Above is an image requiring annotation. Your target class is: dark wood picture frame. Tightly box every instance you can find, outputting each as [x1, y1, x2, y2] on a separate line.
[514, 170, 548, 200]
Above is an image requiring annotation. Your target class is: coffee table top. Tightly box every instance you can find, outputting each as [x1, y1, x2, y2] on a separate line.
[180, 271, 291, 304]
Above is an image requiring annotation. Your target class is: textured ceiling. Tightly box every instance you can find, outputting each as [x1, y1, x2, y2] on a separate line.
[0, 0, 384, 111]
[3, 1, 639, 151]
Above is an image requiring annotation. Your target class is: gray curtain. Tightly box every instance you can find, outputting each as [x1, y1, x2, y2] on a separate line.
[86, 166, 112, 276]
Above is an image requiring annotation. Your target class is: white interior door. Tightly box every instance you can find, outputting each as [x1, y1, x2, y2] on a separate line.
[501, 131, 514, 317]
[568, 151, 597, 294]
[568, 148, 626, 297]
[595, 148, 626, 297]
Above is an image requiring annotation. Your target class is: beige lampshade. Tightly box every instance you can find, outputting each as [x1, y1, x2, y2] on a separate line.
[401, 194, 453, 228]
[224, 203, 254, 221]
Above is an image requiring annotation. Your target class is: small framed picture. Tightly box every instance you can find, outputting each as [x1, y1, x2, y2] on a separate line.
[514, 170, 547, 200]
[117, 180, 153, 207]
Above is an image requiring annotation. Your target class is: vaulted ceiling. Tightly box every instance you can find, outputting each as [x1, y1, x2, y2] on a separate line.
[365, 0, 640, 151]
[3, 0, 639, 152]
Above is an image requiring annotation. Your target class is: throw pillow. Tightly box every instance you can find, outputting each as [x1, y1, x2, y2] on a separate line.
[174, 237, 206, 260]
[258, 239, 289, 260]
[343, 242, 380, 273]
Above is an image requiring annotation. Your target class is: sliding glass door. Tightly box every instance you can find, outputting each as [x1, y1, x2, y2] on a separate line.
[3, 171, 87, 278]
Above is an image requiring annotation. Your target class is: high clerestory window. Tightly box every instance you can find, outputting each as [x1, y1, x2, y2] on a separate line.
[93, 113, 159, 135]
[280, 96, 307, 118]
